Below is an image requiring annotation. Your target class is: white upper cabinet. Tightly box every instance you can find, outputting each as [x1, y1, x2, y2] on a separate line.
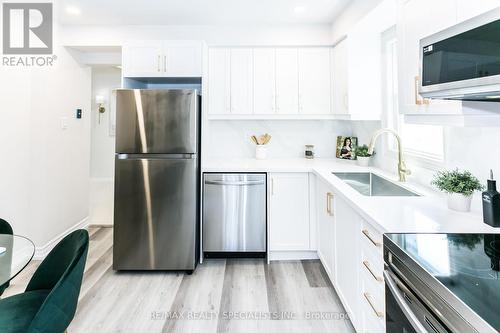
[208, 48, 231, 115]
[253, 48, 276, 115]
[230, 48, 253, 115]
[331, 40, 349, 115]
[122, 40, 203, 78]
[122, 41, 164, 77]
[163, 41, 203, 77]
[456, 0, 499, 22]
[298, 48, 331, 115]
[275, 48, 299, 115]
[269, 173, 310, 251]
[397, 0, 461, 115]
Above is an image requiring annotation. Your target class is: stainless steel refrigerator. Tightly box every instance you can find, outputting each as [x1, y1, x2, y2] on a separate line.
[113, 89, 200, 272]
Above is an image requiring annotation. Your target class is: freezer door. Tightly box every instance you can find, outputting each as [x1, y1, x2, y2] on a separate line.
[115, 89, 198, 154]
[113, 156, 198, 270]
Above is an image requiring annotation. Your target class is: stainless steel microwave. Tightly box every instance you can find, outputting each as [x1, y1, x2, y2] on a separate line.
[419, 6, 500, 101]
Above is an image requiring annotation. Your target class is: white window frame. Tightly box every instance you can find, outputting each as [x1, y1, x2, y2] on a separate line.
[381, 26, 446, 170]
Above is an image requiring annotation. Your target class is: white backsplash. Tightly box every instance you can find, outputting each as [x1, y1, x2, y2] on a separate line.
[205, 120, 354, 159]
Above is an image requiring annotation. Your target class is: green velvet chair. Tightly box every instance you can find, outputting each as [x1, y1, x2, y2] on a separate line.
[0, 218, 14, 296]
[0, 229, 89, 333]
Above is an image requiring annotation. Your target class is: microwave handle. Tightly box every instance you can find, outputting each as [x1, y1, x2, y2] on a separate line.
[384, 270, 427, 333]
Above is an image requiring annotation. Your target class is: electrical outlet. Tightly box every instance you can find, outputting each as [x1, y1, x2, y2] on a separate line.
[76, 109, 82, 119]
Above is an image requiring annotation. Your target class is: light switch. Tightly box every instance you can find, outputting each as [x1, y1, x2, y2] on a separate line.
[61, 116, 68, 130]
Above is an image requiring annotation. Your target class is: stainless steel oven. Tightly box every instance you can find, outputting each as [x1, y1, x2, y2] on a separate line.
[383, 234, 490, 333]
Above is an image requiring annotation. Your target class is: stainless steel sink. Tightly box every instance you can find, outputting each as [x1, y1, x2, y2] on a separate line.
[332, 172, 420, 197]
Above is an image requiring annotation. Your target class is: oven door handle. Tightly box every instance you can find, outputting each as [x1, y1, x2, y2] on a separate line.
[384, 270, 427, 333]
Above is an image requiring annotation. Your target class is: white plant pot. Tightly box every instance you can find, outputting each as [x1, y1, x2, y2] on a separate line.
[447, 193, 472, 212]
[255, 145, 267, 160]
[357, 156, 371, 167]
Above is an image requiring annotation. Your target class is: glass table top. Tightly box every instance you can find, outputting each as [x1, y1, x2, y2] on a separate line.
[386, 233, 500, 332]
[0, 234, 35, 286]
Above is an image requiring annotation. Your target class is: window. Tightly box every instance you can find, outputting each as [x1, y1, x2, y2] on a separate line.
[382, 27, 445, 163]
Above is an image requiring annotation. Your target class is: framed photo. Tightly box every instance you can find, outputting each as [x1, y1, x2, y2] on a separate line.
[336, 136, 358, 160]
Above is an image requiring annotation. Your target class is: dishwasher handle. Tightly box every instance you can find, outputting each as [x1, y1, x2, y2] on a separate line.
[205, 180, 265, 186]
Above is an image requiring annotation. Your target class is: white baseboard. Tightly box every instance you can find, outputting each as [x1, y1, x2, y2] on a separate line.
[88, 223, 113, 228]
[34, 217, 90, 260]
[268, 250, 319, 261]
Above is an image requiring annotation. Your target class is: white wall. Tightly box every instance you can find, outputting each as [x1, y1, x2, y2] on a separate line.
[0, 24, 91, 249]
[206, 120, 353, 159]
[89, 67, 121, 225]
[330, 0, 384, 42]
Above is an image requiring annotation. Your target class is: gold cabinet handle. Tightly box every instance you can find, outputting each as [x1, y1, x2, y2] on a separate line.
[362, 229, 382, 247]
[326, 192, 334, 216]
[363, 260, 383, 282]
[414, 75, 429, 105]
[364, 292, 384, 318]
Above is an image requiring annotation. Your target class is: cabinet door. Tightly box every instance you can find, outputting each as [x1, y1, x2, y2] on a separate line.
[275, 48, 299, 114]
[163, 41, 202, 77]
[269, 173, 310, 251]
[208, 48, 231, 115]
[122, 41, 163, 78]
[316, 179, 335, 278]
[331, 41, 349, 115]
[397, 0, 460, 114]
[334, 195, 361, 325]
[230, 48, 254, 114]
[253, 48, 276, 115]
[457, 0, 499, 22]
[298, 48, 331, 115]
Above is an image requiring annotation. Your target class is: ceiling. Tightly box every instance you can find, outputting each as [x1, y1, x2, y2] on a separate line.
[56, 0, 352, 25]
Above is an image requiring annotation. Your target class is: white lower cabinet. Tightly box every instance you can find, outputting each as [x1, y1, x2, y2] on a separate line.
[269, 173, 310, 251]
[334, 193, 362, 331]
[315, 176, 385, 333]
[360, 221, 385, 332]
[317, 178, 335, 278]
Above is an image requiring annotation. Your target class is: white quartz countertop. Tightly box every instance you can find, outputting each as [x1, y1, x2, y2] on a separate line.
[203, 158, 500, 234]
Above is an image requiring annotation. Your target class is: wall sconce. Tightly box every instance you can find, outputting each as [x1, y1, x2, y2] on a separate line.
[95, 95, 106, 124]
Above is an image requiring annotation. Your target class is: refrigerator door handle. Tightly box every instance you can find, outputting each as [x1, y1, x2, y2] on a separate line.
[117, 153, 197, 160]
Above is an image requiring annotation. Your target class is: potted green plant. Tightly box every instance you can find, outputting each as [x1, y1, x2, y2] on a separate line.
[431, 169, 484, 212]
[355, 145, 373, 167]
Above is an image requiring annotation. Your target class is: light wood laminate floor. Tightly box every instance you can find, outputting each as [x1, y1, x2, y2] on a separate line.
[5, 227, 355, 333]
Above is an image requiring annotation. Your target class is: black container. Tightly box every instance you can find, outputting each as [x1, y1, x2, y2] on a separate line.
[483, 171, 500, 227]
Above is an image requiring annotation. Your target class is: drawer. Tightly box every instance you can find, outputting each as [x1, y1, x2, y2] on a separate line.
[362, 292, 384, 332]
[360, 254, 384, 286]
[361, 262, 385, 301]
[360, 221, 383, 253]
[361, 292, 385, 333]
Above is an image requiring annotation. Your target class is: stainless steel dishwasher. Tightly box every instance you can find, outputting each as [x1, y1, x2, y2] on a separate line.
[203, 173, 266, 257]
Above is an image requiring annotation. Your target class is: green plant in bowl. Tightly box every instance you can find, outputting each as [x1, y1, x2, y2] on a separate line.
[355, 145, 373, 157]
[431, 169, 484, 212]
[355, 144, 373, 167]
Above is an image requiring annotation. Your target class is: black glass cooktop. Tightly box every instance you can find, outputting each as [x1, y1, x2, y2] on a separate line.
[386, 233, 500, 332]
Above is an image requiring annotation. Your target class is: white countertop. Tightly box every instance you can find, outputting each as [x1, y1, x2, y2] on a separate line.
[203, 158, 500, 234]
